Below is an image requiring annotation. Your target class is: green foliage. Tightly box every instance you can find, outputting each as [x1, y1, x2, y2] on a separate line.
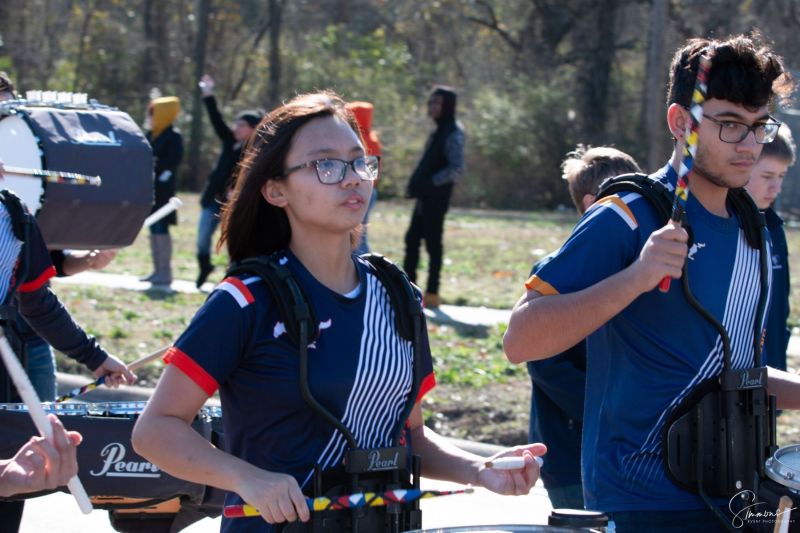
[466, 79, 577, 209]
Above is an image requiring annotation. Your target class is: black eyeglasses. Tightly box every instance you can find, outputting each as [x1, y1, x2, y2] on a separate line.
[283, 155, 380, 184]
[702, 114, 782, 144]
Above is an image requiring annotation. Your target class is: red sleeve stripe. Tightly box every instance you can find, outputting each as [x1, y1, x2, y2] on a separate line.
[18, 266, 56, 292]
[217, 277, 255, 308]
[416, 372, 436, 403]
[163, 346, 219, 396]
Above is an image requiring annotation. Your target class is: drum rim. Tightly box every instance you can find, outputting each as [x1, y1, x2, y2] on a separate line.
[765, 444, 800, 491]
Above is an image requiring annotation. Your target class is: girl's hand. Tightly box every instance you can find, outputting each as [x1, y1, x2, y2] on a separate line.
[236, 468, 310, 524]
[477, 442, 547, 495]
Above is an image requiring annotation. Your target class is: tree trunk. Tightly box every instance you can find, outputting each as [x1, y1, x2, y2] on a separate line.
[642, 0, 668, 171]
[186, 0, 211, 191]
[267, 0, 284, 109]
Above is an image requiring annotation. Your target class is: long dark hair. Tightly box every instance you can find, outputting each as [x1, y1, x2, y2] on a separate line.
[219, 91, 364, 262]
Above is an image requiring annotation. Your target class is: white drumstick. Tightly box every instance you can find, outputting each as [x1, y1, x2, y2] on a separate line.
[484, 456, 544, 470]
[143, 196, 183, 228]
[0, 333, 93, 514]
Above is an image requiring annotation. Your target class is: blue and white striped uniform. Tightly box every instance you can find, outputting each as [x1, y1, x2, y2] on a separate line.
[526, 165, 770, 513]
[165, 250, 435, 533]
[0, 201, 56, 303]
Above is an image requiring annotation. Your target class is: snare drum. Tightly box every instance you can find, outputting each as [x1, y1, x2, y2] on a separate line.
[0, 101, 153, 248]
[766, 444, 800, 491]
[748, 445, 800, 533]
[0, 401, 223, 511]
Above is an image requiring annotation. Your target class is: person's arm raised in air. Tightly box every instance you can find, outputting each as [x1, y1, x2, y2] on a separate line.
[504, 220, 689, 364]
[199, 75, 235, 144]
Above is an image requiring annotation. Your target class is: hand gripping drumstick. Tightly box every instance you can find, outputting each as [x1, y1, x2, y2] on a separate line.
[658, 54, 710, 293]
[143, 197, 183, 228]
[223, 487, 475, 518]
[484, 455, 544, 470]
[55, 345, 170, 403]
[3, 166, 102, 186]
[0, 332, 93, 514]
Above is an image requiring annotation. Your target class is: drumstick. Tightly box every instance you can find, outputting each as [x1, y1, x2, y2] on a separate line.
[55, 345, 170, 403]
[0, 332, 93, 514]
[143, 197, 183, 228]
[774, 495, 793, 533]
[3, 165, 102, 186]
[484, 455, 544, 470]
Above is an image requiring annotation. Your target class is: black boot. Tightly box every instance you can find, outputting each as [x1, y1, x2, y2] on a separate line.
[196, 253, 214, 288]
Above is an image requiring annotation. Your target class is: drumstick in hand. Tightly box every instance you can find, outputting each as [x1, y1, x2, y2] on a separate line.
[55, 346, 170, 403]
[0, 332, 93, 514]
[143, 197, 183, 228]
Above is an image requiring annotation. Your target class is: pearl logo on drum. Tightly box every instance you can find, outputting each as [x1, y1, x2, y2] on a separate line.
[367, 449, 400, 471]
[69, 126, 122, 147]
[89, 442, 162, 478]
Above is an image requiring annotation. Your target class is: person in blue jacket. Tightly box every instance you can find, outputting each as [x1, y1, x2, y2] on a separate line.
[745, 125, 795, 371]
[528, 146, 641, 511]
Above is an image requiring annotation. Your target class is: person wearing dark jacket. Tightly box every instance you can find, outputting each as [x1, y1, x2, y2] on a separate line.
[196, 75, 260, 288]
[403, 86, 464, 308]
[0, 159, 134, 532]
[143, 96, 183, 285]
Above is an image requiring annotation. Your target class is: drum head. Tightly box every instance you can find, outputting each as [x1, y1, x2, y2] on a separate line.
[0, 115, 46, 212]
[765, 444, 800, 491]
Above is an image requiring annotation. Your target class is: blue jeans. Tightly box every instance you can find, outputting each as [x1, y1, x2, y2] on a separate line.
[149, 220, 169, 235]
[196, 204, 221, 256]
[26, 340, 56, 401]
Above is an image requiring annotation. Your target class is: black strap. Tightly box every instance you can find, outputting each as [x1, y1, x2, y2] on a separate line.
[360, 253, 423, 342]
[226, 253, 318, 347]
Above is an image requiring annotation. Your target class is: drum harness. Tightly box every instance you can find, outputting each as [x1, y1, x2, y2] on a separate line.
[0, 190, 33, 403]
[226, 252, 425, 533]
[597, 173, 782, 532]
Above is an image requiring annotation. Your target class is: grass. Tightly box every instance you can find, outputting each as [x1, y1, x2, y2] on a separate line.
[50, 192, 800, 446]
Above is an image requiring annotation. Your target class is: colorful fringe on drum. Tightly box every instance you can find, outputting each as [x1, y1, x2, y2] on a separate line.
[223, 487, 474, 518]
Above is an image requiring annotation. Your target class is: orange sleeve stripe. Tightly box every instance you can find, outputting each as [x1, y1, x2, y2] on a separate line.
[594, 196, 637, 227]
[163, 346, 219, 396]
[524, 275, 559, 295]
[417, 372, 436, 402]
[18, 266, 56, 292]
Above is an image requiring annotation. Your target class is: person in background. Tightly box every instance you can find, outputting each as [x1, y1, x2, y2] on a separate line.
[745, 125, 796, 371]
[196, 75, 261, 289]
[403, 86, 465, 308]
[346, 101, 382, 254]
[143, 96, 183, 286]
[528, 146, 642, 510]
[0, 73, 121, 400]
[0, 159, 134, 531]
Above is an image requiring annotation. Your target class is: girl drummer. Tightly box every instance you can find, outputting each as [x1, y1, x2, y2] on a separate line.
[132, 91, 545, 530]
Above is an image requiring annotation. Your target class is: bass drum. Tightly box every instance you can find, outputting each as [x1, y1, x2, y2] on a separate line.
[0, 104, 153, 249]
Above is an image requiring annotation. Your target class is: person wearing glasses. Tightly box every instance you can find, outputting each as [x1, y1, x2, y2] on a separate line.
[403, 85, 464, 308]
[132, 92, 545, 531]
[505, 35, 800, 531]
